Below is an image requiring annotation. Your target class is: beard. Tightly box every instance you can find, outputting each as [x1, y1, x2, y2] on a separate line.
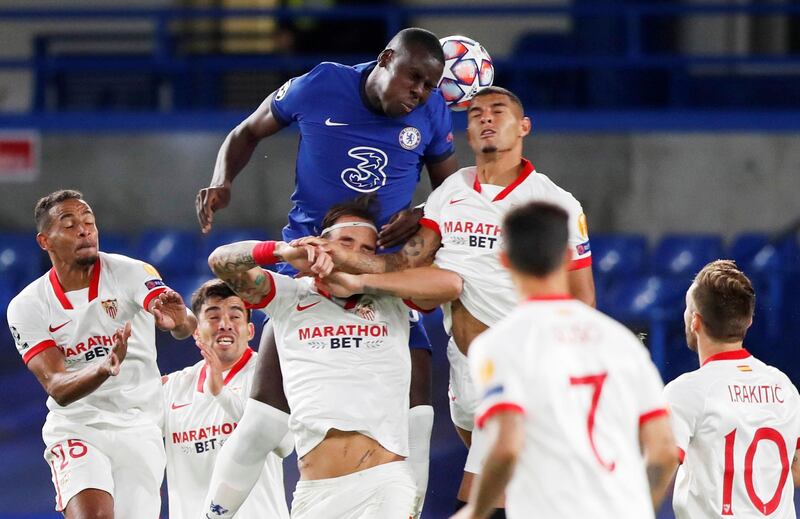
[481, 145, 498, 153]
[685, 323, 698, 352]
[75, 253, 99, 267]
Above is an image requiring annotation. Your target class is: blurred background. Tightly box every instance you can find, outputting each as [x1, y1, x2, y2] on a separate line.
[1, 0, 799, 517]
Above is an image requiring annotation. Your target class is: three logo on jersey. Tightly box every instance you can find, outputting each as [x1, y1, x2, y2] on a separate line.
[442, 220, 503, 250]
[338, 127, 421, 193]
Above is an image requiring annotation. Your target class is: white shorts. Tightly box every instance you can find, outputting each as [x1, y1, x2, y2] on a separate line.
[291, 461, 416, 519]
[43, 422, 165, 516]
[447, 337, 478, 432]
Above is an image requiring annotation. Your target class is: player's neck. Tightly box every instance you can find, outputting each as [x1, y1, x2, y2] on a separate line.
[514, 270, 570, 301]
[697, 337, 745, 365]
[51, 258, 95, 292]
[476, 152, 523, 187]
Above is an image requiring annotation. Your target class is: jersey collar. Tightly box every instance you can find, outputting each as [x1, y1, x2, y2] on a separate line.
[314, 281, 361, 309]
[473, 158, 535, 202]
[701, 348, 751, 367]
[48, 258, 102, 310]
[196, 346, 255, 393]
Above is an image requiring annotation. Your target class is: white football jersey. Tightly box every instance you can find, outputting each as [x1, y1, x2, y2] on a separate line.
[250, 272, 412, 458]
[162, 348, 288, 519]
[6, 252, 168, 444]
[420, 160, 591, 331]
[469, 296, 667, 519]
[664, 349, 800, 519]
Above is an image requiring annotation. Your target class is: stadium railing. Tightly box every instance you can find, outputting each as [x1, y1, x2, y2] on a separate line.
[1, 3, 800, 131]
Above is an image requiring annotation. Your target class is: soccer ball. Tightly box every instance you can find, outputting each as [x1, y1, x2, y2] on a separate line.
[438, 35, 494, 111]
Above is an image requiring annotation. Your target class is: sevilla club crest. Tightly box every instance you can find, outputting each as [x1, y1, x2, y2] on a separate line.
[355, 300, 376, 321]
[102, 299, 118, 319]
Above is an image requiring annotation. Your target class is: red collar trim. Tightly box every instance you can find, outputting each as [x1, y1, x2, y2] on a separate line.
[314, 280, 360, 309]
[702, 348, 751, 367]
[526, 294, 572, 302]
[197, 347, 255, 393]
[48, 258, 101, 310]
[472, 158, 535, 202]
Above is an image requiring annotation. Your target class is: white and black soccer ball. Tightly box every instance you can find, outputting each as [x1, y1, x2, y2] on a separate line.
[438, 35, 495, 111]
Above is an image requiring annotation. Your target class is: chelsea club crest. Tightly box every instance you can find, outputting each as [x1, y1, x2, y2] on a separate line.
[399, 127, 421, 150]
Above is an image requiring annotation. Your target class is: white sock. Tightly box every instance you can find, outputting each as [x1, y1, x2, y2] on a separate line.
[408, 405, 434, 519]
[203, 398, 290, 518]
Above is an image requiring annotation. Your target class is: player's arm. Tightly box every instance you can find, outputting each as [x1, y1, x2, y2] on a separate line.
[317, 266, 462, 310]
[26, 323, 131, 407]
[197, 92, 285, 233]
[639, 414, 679, 510]
[426, 154, 459, 189]
[145, 289, 197, 340]
[792, 447, 800, 487]
[454, 411, 524, 519]
[568, 266, 596, 307]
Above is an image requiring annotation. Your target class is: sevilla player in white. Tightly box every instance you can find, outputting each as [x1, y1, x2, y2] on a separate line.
[5, 190, 197, 518]
[453, 202, 677, 519]
[162, 279, 290, 519]
[664, 260, 800, 518]
[203, 195, 462, 519]
[293, 86, 595, 514]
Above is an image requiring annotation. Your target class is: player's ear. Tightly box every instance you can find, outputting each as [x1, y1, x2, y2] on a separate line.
[691, 312, 703, 334]
[377, 49, 394, 68]
[247, 322, 255, 341]
[520, 116, 532, 137]
[35, 232, 48, 251]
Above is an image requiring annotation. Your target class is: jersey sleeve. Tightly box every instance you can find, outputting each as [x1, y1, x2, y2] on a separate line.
[111, 255, 170, 311]
[7, 293, 57, 365]
[269, 63, 329, 126]
[419, 182, 447, 237]
[563, 195, 592, 271]
[422, 93, 455, 164]
[633, 343, 669, 426]
[470, 332, 526, 429]
[663, 376, 703, 460]
[244, 270, 302, 320]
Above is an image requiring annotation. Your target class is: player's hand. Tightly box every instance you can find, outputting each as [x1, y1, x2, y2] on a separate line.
[378, 207, 422, 249]
[315, 271, 363, 298]
[150, 289, 189, 331]
[105, 321, 131, 376]
[289, 237, 350, 269]
[196, 340, 224, 396]
[276, 242, 334, 278]
[196, 185, 232, 234]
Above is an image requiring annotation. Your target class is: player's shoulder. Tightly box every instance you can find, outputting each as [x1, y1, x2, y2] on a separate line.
[528, 168, 582, 208]
[475, 305, 534, 349]
[309, 61, 361, 81]
[100, 251, 151, 271]
[163, 360, 203, 390]
[435, 166, 476, 192]
[754, 356, 796, 387]
[7, 274, 49, 317]
[664, 368, 707, 401]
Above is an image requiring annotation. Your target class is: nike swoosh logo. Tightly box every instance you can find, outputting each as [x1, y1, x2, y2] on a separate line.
[48, 321, 71, 333]
[296, 301, 321, 312]
[449, 198, 466, 205]
[171, 402, 191, 410]
[324, 118, 348, 127]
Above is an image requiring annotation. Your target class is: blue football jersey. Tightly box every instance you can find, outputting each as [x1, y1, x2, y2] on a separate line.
[270, 61, 455, 241]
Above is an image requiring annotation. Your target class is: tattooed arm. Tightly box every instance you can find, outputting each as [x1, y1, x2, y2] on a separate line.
[293, 226, 442, 274]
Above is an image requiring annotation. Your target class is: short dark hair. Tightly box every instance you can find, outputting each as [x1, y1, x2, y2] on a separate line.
[692, 260, 755, 342]
[503, 202, 569, 276]
[191, 279, 251, 321]
[389, 28, 445, 65]
[320, 194, 380, 236]
[34, 189, 84, 232]
[471, 86, 524, 114]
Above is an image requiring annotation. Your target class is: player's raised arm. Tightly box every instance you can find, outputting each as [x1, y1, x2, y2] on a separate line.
[197, 92, 285, 233]
[146, 289, 197, 340]
[26, 322, 131, 407]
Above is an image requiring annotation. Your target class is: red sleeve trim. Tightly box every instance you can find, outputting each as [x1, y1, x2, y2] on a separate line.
[796, 438, 800, 451]
[403, 299, 435, 314]
[418, 218, 441, 237]
[244, 270, 277, 310]
[568, 255, 593, 271]
[23, 339, 57, 365]
[677, 447, 686, 464]
[143, 286, 168, 311]
[639, 408, 669, 426]
[476, 402, 525, 429]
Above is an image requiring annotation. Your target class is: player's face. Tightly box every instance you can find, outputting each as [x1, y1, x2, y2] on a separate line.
[380, 49, 442, 117]
[466, 93, 530, 155]
[196, 295, 254, 366]
[38, 198, 99, 267]
[684, 284, 699, 352]
[328, 217, 378, 255]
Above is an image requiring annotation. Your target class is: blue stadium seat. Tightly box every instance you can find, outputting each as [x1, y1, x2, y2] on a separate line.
[601, 275, 685, 324]
[135, 229, 200, 278]
[167, 273, 215, 306]
[197, 227, 272, 275]
[729, 232, 779, 273]
[591, 234, 649, 277]
[652, 234, 724, 278]
[100, 231, 134, 257]
[0, 233, 46, 289]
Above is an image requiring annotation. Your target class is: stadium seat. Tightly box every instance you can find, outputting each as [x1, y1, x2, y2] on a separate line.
[652, 234, 724, 278]
[0, 232, 46, 289]
[601, 275, 685, 324]
[100, 231, 134, 257]
[729, 232, 779, 273]
[197, 227, 272, 275]
[135, 229, 200, 278]
[165, 273, 215, 305]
